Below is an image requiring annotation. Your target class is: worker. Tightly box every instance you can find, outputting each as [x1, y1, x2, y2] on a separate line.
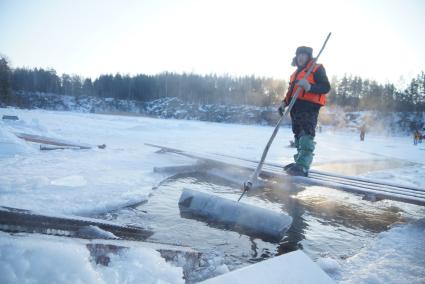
[278, 46, 330, 176]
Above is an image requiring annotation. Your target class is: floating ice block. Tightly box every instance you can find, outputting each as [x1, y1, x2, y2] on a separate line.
[178, 189, 292, 242]
[200, 250, 335, 284]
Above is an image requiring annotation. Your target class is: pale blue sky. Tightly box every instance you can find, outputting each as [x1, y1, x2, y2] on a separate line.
[1, 0, 424, 85]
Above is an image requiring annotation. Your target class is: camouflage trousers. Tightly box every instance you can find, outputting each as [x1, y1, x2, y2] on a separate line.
[290, 108, 320, 139]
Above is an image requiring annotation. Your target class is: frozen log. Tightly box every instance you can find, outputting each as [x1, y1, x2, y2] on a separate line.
[178, 189, 292, 242]
[2, 115, 19, 120]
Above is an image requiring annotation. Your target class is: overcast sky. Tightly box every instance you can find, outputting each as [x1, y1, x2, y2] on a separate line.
[1, 0, 424, 85]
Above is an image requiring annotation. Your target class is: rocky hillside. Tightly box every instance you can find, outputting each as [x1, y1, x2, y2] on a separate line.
[6, 92, 425, 135]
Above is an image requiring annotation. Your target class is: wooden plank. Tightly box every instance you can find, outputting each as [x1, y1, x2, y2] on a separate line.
[153, 161, 211, 175]
[40, 144, 83, 151]
[145, 143, 425, 206]
[216, 156, 425, 199]
[2, 115, 19, 120]
[214, 152, 424, 193]
[0, 206, 153, 241]
[15, 132, 106, 149]
[309, 174, 425, 199]
[146, 143, 424, 193]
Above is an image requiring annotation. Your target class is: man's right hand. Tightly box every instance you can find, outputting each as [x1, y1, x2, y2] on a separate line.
[278, 105, 285, 116]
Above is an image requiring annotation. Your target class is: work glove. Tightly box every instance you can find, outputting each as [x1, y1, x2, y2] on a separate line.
[297, 79, 311, 92]
[277, 104, 286, 116]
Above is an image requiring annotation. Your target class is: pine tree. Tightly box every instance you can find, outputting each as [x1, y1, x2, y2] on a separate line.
[0, 56, 13, 105]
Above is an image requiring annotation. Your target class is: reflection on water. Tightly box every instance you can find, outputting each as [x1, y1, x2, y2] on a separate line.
[93, 170, 421, 276]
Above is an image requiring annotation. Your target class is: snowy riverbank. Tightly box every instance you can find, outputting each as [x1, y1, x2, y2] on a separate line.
[1, 108, 424, 283]
[11, 91, 425, 135]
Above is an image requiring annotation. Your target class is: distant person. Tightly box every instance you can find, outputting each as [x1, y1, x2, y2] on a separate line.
[278, 46, 330, 176]
[414, 129, 422, 145]
[360, 124, 366, 141]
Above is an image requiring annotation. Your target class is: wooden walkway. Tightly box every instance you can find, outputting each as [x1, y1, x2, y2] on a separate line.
[146, 143, 425, 207]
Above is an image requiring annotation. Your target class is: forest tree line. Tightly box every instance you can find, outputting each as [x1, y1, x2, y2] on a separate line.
[327, 73, 425, 112]
[1, 55, 424, 111]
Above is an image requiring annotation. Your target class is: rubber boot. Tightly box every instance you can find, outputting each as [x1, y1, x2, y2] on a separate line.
[286, 136, 314, 177]
[296, 135, 315, 171]
[285, 163, 308, 177]
[292, 137, 300, 163]
[283, 163, 296, 171]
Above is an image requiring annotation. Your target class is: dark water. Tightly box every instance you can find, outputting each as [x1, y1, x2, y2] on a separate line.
[95, 170, 408, 273]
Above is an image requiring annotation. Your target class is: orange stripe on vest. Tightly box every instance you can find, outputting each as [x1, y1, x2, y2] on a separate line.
[284, 60, 327, 106]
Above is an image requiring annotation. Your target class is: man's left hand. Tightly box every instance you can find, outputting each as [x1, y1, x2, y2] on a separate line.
[297, 79, 311, 92]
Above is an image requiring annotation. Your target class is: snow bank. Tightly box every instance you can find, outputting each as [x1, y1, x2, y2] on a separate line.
[0, 233, 103, 283]
[99, 246, 184, 284]
[0, 124, 32, 158]
[0, 232, 184, 284]
[339, 220, 425, 284]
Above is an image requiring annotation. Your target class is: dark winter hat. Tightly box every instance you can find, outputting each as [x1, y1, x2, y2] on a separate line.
[295, 46, 313, 57]
[292, 46, 313, 66]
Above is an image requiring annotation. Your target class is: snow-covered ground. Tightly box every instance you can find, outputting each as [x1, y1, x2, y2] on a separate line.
[0, 108, 424, 283]
[0, 232, 184, 284]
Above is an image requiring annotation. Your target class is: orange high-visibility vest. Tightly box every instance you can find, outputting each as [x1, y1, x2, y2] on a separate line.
[284, 60, 327, 106]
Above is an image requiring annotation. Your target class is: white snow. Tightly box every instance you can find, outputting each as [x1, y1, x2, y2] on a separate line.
[0, 232, 184, 284]
[99, 245, 184, 284]
[1, 107, 425, 283]
[51, 175, 88, 187]
[0, 110, 193, 216]
[339, 220, 425, 284]
[0, 125, 33, 158]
